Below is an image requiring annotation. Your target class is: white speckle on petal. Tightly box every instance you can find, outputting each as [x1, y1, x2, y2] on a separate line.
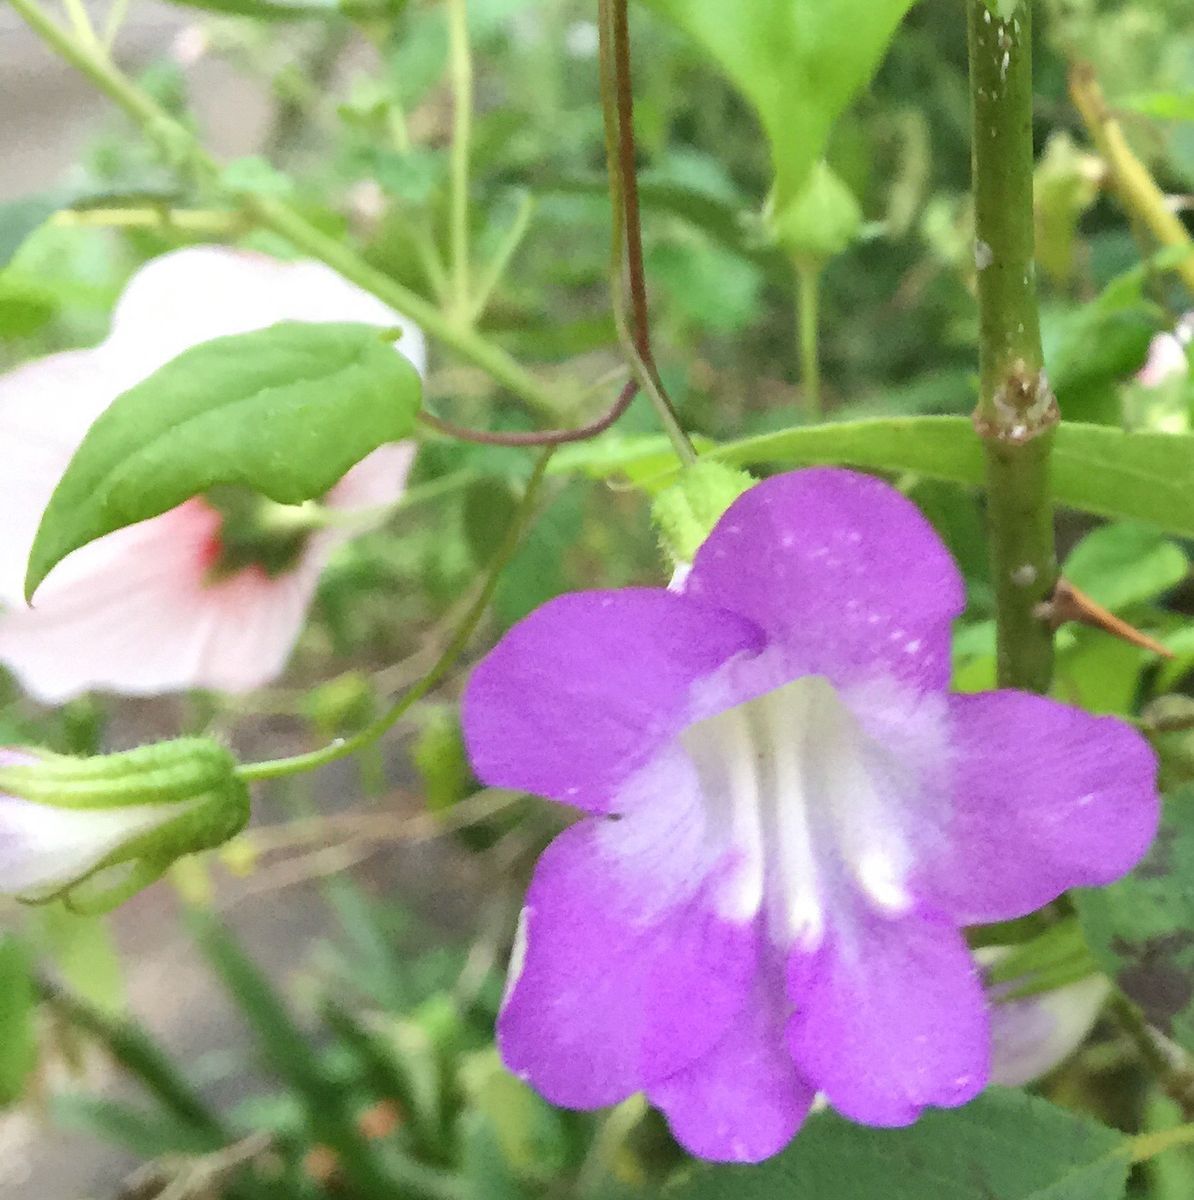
[975, 240, 994, 271]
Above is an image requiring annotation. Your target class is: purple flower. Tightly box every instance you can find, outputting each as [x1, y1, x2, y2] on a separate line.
[462, 468, 1158, 1163]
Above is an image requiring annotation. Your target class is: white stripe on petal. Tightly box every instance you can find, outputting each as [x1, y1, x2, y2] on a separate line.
[681, 674, 929, 949]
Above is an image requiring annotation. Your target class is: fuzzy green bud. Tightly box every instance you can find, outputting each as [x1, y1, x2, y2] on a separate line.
[652, 462, 756, 569]
[0, 739, 249, 913]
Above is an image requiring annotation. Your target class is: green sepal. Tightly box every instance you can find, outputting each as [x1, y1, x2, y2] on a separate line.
[0, 739, 249, 914]
[0, 738, 240, 810]
[767, 161, 863, 268]
[652, 462, 756, 567]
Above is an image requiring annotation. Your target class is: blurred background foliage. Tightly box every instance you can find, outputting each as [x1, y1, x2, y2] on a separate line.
[3, 0, 1194, 1195]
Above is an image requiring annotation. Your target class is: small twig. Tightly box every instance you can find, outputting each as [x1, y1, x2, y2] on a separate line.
[1037, 578, 1174, 659]
[418, 378, 638, 447]
[1112, 993, 1194, 1119]
[243, 787, 522, 855]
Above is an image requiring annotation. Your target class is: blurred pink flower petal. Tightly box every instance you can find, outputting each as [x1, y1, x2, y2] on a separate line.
[1137, 314, 1192, 388]
[0, 246, 425, 702]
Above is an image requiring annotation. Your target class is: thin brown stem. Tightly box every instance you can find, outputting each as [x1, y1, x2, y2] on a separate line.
[597, 0, 697, 465]
[418, 379, 639, 447]
[612, 0, 652, 365]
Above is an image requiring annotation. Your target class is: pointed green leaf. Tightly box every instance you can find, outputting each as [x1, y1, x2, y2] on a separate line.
[26, 321, 421, 600]
[668, 1090, 1129, 1200]
[559, 418, 1194, 541]
[708, 417, 1194, 539]
[639, 0, 916, 207]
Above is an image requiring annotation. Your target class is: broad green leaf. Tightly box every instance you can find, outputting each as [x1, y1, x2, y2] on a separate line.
[0, 936, 36, 1106]
[708, 417, 1194, 540]
[564, 419, 1194, 540]
[668, 1089, 1129, 1200]
[1076, 787, 1194, 1056]
[27, 321, 421, 600]
[639, 0, 916, 208]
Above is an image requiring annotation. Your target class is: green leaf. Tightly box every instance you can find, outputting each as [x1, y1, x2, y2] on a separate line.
[0, 936, 36, 1106]
[1063, 523, 1188, 612]
[639, 0, 915, 207]
[36, 905, 126, 1017]
[667, 1089, 1129, 1200]
[1117, 92, 1194, 123]
[704, 417, 1194, 540]
[0, 195, 62, 270]
[27, 321, 421, 600]
[1075, 787, 1194, 1056]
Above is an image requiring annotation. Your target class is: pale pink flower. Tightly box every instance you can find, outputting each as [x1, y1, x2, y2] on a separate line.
[1137, 314, 1193, 387]
[0, 246, 426, 703]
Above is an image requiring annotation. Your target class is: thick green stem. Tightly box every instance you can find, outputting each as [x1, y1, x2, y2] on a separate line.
[969, 0, 1057, 692]
[9, 0, 559, 418]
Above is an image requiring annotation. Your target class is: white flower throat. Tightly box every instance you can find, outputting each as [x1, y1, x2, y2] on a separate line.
[680, 675, 917, 946]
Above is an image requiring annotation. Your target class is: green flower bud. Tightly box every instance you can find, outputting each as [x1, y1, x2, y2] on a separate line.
[652, 462, 756, 570]
[0, 739, 249, 913]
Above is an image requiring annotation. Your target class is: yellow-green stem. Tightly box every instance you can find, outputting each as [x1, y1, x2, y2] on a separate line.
[1069, 64, 1194, 296]
[796, 263, 822, 419]
[447, 0, 474, 318]
[237, 451, 552, 783]
[969, 0, 1057, 693]
[9, 0, 560, 418]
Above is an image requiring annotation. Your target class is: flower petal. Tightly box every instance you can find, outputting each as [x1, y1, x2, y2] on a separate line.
[786, 906, 988, 1126]
[498, 766, 759, 1109]
[463, 589, 764, 812]
[0, 501, 322, 701]
[107, 246, 427, 376]
[922, 692, 1159, 925]
[0, 350, 122, 602]
[684, 469, 964, 691]
[989, 972, 1110, 1087]
[0, 794, 181, 896]
[649, 972, 814, 1163]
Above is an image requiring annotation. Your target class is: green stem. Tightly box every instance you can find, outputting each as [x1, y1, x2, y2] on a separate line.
[1131, 1122, 1194, 1164]
[1069, 64, 1194, 297]
[796, 262, 822, 419]
[447, 0, 474, 318]
[9, 0, 559, 419]
[469, 191, 536, 324]
[236, 451, 552, 783]
[968, 0, 1057, 693]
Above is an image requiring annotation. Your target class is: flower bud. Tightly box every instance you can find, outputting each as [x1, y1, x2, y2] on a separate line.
[0, 738, 248, 912]
[652, 461, 756, 569]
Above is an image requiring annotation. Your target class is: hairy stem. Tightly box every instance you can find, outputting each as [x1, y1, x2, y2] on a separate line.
[969, 0, 1057, 692]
